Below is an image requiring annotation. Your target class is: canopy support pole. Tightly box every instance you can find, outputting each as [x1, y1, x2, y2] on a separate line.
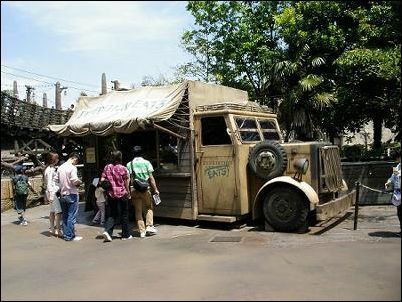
[153, 123, 186, 140]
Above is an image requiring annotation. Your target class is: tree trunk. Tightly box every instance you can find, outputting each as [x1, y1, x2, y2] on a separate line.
[372, 118, 383, 150]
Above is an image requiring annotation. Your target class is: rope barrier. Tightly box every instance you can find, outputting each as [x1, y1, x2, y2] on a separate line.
[353, 182, 394, 230]
[360, 184, 392, 195]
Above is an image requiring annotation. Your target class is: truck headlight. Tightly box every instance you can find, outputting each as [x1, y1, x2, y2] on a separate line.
[294, 158, 309, 175]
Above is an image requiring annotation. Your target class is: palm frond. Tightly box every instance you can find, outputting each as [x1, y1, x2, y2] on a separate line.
[274, 60, 298, 77]
[313, 92, 336, 108]
[311, 57, 325, 67]
[299, 74, 323, 91]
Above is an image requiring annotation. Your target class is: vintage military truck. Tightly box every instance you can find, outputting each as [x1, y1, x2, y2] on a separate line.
[48, 80, 354, 232]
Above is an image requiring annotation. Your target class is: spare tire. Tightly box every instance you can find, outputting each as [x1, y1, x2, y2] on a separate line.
[248, 140, 287, 180]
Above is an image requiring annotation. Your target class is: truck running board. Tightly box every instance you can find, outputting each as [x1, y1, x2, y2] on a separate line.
[316, 190, 356, 221]
[197, 214, 238, 223]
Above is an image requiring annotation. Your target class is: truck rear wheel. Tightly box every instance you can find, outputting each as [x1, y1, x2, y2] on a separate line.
[263, 186, 309, 232]
[248, 141, 287, 180]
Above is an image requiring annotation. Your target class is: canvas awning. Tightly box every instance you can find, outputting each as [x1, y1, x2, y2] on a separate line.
[47, 80, 248, 137]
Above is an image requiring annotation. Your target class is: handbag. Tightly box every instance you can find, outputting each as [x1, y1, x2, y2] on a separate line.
[100, 178, 112, 191]
[130, 161, 149, 193]
[133, 178, 149, 193]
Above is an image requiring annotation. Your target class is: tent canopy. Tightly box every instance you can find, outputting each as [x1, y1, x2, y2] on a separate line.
[47, 80, 248, 136]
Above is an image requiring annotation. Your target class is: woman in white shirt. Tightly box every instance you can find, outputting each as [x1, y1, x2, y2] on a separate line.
[44, 152, 62, 237]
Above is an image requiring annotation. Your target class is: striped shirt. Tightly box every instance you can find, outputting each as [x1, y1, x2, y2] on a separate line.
[101, 163, 129, 198]
[126, 157, 154, 181]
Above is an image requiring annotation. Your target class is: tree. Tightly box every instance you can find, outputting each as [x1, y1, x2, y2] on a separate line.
[275, 1, 401, 145]
[182, 1, 401, 144]
[182, 1, 287, 110]
[334, 1, 401, 147]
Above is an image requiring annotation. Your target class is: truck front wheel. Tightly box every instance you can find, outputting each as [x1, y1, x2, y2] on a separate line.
[263, 186, 309, 232]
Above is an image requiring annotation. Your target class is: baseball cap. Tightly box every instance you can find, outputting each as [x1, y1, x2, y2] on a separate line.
[133, 146, 142, 152]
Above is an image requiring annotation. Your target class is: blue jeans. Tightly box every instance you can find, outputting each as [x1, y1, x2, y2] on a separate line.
[60, 194, 79, 241]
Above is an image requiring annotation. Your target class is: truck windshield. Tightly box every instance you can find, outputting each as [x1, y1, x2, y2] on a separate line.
[234, 117, 281, 142]
[235, 118, 261, 142]
[259, 119, 281, 141]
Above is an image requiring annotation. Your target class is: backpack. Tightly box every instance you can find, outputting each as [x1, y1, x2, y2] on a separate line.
[15, 176, 28, 195]
[129, 161, 149, 193]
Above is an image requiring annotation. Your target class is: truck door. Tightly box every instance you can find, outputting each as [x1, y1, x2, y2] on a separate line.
[195, 115, 238, 215]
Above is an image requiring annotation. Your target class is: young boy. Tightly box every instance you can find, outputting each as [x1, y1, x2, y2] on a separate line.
[12, 165, 36, 225]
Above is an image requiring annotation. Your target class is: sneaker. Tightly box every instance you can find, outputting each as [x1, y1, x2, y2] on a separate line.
[73, 236, 83, 241]
[54, 229, 62, 238]
[140, 231, 146, 238]
[20, 220, 28, 226]
[122, 235, 133, 240]
[103, 231, 112, 242]
[146, 225, 157, 234]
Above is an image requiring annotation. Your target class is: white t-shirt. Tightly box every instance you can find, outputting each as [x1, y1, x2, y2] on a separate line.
[44, 166, 59, 194]
[95, 187, 106, 203]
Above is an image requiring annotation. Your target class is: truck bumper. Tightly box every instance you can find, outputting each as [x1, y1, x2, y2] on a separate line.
[316, 190, 356, 221]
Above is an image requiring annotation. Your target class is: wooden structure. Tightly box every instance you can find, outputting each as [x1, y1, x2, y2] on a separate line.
[1, 92, 73, 131]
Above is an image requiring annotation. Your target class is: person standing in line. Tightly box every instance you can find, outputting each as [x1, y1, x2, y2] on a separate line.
[44, 152, 62, 237]
[12, 165, 36, 226]
[385, 150, 401, 236]
[92, 179, 106, 226]
[126, 146, 159, 238]
[101, 150, 132, 242]
[57, 152, 83, 241]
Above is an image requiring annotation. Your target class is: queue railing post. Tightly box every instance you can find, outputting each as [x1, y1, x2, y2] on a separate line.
[353, 181, 360, 230]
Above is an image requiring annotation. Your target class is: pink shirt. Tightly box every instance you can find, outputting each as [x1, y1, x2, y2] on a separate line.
[101, 163, 129, 199]
[57, 159, 81, 195]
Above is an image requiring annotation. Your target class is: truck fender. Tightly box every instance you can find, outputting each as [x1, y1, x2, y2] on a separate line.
[252, 176, 319, 220]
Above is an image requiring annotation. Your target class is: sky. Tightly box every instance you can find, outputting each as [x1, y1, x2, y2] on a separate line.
[1, 1, 195, 109]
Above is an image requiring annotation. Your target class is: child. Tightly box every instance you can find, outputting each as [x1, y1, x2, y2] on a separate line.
[92, 179, 106, 225]
[12, 165, 36, 225]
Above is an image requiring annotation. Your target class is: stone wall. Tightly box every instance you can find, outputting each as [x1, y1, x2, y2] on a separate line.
[1, 176, 44, 212]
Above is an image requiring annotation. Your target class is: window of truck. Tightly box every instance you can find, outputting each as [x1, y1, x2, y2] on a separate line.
[235, 118, 261, 142]
[258, 119, 281, 141]
[201, 116, 232, 145]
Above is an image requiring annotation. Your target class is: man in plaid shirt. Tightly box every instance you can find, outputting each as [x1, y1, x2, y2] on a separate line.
[100, 150, 132, 242]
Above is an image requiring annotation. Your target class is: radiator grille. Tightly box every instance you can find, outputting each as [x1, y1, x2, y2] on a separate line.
[320, 146, 343, 192]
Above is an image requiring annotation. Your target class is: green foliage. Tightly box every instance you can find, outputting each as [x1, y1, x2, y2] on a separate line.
[181, 0, 401, 144]
[181, 1, 286, 109]
[340, 144, 365, 162]
[341, 141, 400, 162]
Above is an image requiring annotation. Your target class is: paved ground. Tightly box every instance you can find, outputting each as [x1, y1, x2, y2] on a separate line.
[1, 204, 401, 301]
